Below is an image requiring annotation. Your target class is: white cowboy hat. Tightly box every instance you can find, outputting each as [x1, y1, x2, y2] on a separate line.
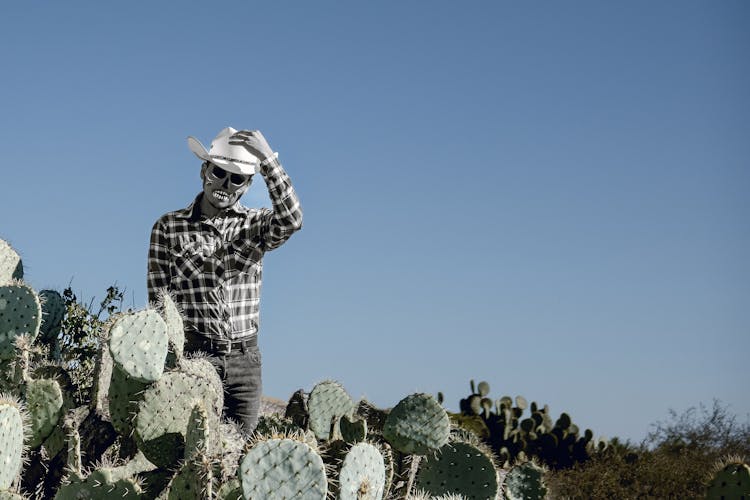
[187, 127, 260, 175]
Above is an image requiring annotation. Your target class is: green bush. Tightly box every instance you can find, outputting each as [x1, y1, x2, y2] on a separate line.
[58, 285, 125, 405]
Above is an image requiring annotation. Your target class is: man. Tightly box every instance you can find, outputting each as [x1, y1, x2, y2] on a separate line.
[147, 127, 303, 434]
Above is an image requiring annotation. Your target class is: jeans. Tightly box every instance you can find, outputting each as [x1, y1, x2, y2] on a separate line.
[184, 333, 262, 435]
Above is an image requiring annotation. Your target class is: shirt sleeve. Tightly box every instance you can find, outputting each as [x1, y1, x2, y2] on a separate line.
[147, 218, 170, 305]
[257, 157, 303, 251]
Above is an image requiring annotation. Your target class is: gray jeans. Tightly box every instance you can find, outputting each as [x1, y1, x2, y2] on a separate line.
[184, 333, 262, 435]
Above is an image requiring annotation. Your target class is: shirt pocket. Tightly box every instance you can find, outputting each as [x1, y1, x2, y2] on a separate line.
[228, 239, 264, 279]
[172, 238, 205, 282]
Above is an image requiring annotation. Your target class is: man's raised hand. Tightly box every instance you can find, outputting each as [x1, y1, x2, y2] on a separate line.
[229, 130, 275, 163]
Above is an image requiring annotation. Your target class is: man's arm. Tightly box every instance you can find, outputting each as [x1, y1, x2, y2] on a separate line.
[147, 218, 171, 304]
[229, 130, 303, 251]
[256, 155, 303, 251]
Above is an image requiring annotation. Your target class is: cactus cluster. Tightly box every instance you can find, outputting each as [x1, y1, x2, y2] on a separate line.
[1, 236, 644, 499]
[453, 379, 607, 469]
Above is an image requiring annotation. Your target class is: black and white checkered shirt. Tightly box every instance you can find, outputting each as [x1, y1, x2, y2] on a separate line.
[147, 158, 302, 342]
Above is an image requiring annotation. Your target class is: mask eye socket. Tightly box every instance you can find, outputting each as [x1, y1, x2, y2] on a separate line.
[208, 164, 227, 179]
[230, 173, 248, 185]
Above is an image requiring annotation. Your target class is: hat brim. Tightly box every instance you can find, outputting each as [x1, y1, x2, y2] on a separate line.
[187, 136, 259, 175]
[188, 136, 210, 161]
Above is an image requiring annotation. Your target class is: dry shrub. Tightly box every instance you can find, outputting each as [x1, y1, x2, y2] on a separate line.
[546, 400, 750, 499]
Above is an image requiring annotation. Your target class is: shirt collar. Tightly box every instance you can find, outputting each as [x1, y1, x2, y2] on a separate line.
[175, 193, 249, 222]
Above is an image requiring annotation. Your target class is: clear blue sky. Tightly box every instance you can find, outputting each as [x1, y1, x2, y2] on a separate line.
[1, 2, 748, 444]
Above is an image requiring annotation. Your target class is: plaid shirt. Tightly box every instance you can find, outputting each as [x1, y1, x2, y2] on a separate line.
[147, 158, 302, 342]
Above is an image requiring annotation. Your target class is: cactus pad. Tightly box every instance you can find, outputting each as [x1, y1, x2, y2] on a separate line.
[55, 469, 143, 499]
[165, 455, 215, 500]
[185, 402, 211, 459]
[38, 289, 65, 342]
[477, 381, 490, 397]
[158, 291, 185, 362]
[340, 414, 368, 443]
[414, 440, 499, 500]
[0, 397, 25, 490]
[0, 240, 23, 284]
[338, 442, 386, 500]
[308, 380, 355, 441]
[178, 356, 224, 410]
[240, 437, 327, 499]
[216, 421, 247, 482]
[27, 378, 64, 448]
[0, 283, 41, 359]
[383, 393, 450, 455]
[706, 460, 750, 499]
[504, 461, 547, 500]
[107, 364, 149, 435]
[109, 309, 168, 383]
[215, 478, 243, 500]
[255, 413, 303, 437]
[134, 370, 221, 468]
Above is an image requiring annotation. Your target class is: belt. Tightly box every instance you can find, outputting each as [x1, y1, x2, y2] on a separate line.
[185, 331, 258, 355]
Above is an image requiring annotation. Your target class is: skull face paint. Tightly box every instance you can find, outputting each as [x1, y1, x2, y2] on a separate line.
[200, 162, 253, 214]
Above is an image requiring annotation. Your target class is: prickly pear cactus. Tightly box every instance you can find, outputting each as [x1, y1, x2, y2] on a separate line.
[55, 469, 143, 500]
[134, 370, 221, 468]
[216, 421, 247, 483]
[0, 396, 26, 490]
[26, 378, 65, 448]
[414, 439, 500, 500]
[285, 388, 309, 429]
[215, 479, 242, 500]
[65, 425, 82, 477]
[38, 289, 65, 342]
[108, 309, 169, 383]
[0, 240, 23, 284]
[178, 356, 224, 410]
[158, 290, 184, 362]
[239, 437, 328, 499]
[0, 283, 41, 359]
[165, 455, 215, 500]
[255, 413, 302, 437]
[504, 460, 547, 500]
[338, 442, 386, 500]
[356, 399, 388, 434]
[706, 458, 750, 499]
[340, 414, 368, 444]
[308, 380, 355, 441]
[408, 493, 469, 500]
[108, 364, 150, 435]
[185, 402, 210, 459]
[383, 393, 450, 455]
